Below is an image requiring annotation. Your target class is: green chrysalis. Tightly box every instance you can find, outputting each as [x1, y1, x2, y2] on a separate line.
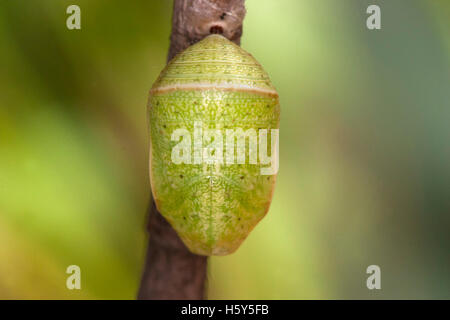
[148, 35, 280, 256]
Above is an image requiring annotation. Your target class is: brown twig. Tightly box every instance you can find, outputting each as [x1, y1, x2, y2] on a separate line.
[137, 0, 246, 300]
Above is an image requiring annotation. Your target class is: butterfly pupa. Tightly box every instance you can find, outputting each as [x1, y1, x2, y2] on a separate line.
[148, 35, 280, 256]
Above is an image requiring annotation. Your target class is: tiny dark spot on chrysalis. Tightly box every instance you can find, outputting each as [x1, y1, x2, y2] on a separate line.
[183, 216, 186, 220]
[267, 176, 270, 180]
[210, 25, 223, 34]
[180, 174, 183, 178]
[240, 176, 244, 179]
[220, 12, 226, 20]
[163, 124, 166, 128]
[238, 217, 241, 221]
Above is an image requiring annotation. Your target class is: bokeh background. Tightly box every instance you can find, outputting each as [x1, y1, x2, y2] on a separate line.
[0, 0, 449, 299]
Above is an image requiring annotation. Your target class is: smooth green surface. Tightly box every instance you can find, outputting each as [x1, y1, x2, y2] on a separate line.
[0, 0, 449, 299]
[149, 91, 279, 255]
[149, 35, 280, 255]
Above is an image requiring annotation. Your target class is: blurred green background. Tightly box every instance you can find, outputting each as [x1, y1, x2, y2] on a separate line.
[0, 0, 449, 299]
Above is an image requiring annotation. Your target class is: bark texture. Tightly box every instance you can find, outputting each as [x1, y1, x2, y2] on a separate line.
[168, 0, 246, 61]
[137, 0, 246, 300]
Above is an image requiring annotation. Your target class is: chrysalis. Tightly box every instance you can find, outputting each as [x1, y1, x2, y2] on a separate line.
[148, 35, 280, 255]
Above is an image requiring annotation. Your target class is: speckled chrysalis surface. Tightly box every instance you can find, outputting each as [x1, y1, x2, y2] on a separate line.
[148, 34, 280, 256]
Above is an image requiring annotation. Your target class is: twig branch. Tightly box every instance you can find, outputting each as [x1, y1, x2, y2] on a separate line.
[137, 0, 246, 300]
